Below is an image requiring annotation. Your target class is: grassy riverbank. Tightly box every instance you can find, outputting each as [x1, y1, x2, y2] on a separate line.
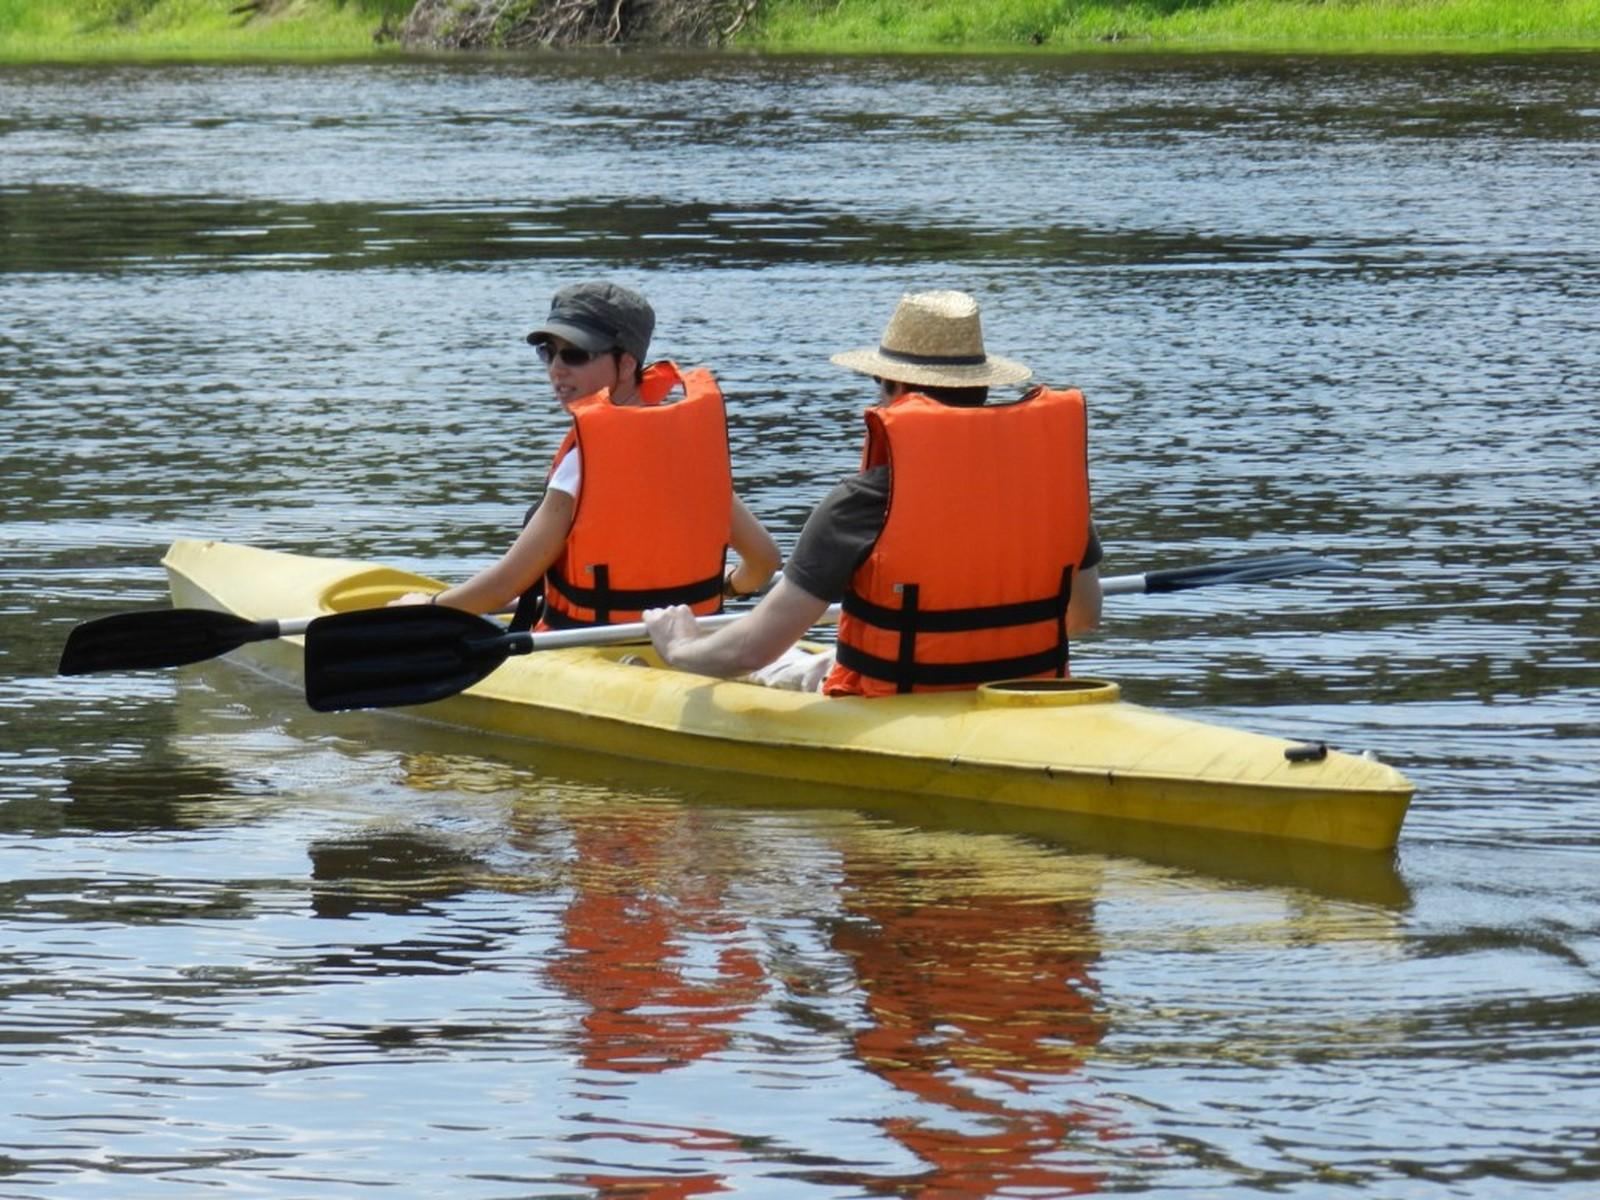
[0, 0, 413, 61]
[752, 0, 1600, 52]
[1, 0, 1596, 61]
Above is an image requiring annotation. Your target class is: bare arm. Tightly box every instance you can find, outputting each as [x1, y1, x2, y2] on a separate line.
[645, 576, 830, 678]
[725, 495, 782, 596]
[394, 489, 575, 613]
[1067, 564, 1101, 635]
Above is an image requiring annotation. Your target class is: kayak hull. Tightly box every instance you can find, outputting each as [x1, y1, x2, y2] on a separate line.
[163, 539, 1415, 850]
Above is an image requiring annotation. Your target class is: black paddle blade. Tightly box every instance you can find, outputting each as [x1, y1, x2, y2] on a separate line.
[304, 605, 526, 713]
[58, 608, 280, 675]
[1142, 552, 1357, 594]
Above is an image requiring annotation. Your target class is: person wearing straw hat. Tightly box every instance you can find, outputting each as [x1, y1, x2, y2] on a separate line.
[645, 289, 1102, 694]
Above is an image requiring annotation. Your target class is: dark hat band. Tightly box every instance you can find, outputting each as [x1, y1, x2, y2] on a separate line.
[551, 313, 619, 344]
[877, 344, 988, 367]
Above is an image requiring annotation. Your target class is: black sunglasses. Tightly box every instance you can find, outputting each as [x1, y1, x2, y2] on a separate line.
[533, 341, 600, 367]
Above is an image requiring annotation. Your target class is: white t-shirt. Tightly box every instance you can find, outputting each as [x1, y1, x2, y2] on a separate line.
[548, 447, 582, 498]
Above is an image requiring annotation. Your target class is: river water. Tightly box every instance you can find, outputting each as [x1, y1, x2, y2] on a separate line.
[2, 51, 1598, 1198]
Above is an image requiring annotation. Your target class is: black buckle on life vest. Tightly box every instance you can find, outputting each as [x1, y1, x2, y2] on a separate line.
[834, 641, 1070, 690]
[839, 566, 1074, 693]
[841, 588, 1068, 634]
[507, 582, 545, 634]
[546, 563, 724, 627]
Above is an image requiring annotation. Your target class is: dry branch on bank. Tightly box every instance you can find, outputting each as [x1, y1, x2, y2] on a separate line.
[399, 0, 761, 49]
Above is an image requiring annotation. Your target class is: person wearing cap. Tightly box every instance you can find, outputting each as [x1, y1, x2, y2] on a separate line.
[643, 290, 1102, 695]
[393, 281, 780, 625]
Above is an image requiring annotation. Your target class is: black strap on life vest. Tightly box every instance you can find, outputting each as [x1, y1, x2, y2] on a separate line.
[507, 581, 545, 634]
[506, 499, 548, 633]
[544, 563, 724, 629]
[835, 567, 1073, 693]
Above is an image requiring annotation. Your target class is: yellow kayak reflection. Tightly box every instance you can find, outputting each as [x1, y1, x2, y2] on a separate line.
[154, 664, 1408, 1198]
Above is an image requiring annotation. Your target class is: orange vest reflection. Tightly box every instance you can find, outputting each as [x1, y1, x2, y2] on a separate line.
[542, 802, 1112, 1197]
[545, 806, 761, 1199]
[833, 872, 1110, 1196]
[547, 809, 764, 1072]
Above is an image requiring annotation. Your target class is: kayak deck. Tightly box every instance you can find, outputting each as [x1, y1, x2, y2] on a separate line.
[163, 538, 1415, 850]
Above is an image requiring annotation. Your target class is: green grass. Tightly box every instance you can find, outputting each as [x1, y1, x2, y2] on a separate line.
[745, 0, 1600, 52]
[1, 0, 1596, 60]
[0, 0, 414, 61]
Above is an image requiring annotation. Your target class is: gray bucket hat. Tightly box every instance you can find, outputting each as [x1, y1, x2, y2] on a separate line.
[527, 282, 655, 364]
[830, 290, 1032, 388]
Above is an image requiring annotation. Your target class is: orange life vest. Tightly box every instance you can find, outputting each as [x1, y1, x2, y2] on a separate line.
[824, 387, 1092, 697]
[543, 361, 732, 628]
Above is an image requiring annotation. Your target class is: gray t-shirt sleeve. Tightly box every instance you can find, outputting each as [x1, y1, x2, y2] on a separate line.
[783, 467, 891, 603]
[783, 464, 1104, 604]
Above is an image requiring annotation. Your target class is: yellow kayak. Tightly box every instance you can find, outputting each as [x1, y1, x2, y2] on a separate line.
[161, 538, 1414, 850]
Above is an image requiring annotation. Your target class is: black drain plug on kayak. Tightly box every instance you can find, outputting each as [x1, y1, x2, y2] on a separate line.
[1284, 741, 1329, 763]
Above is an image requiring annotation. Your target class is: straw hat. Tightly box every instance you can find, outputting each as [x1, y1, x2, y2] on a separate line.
[830, 290, 1032, 389]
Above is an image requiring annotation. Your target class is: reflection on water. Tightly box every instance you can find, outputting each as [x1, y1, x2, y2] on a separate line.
[829, 837, 1109, 1196]
[308, 830, 483, 918]
[543, 804, 765, 1078]
[3, 50, 1599, 1199]
[4, 184, 1456, 274]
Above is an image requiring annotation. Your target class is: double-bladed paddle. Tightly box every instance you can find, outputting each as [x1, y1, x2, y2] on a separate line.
[57, 603, 509, 677]
[298, 550, 1355, 712]
[1100, 551, 1353, 595]
[56, 550, 1353, 697]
